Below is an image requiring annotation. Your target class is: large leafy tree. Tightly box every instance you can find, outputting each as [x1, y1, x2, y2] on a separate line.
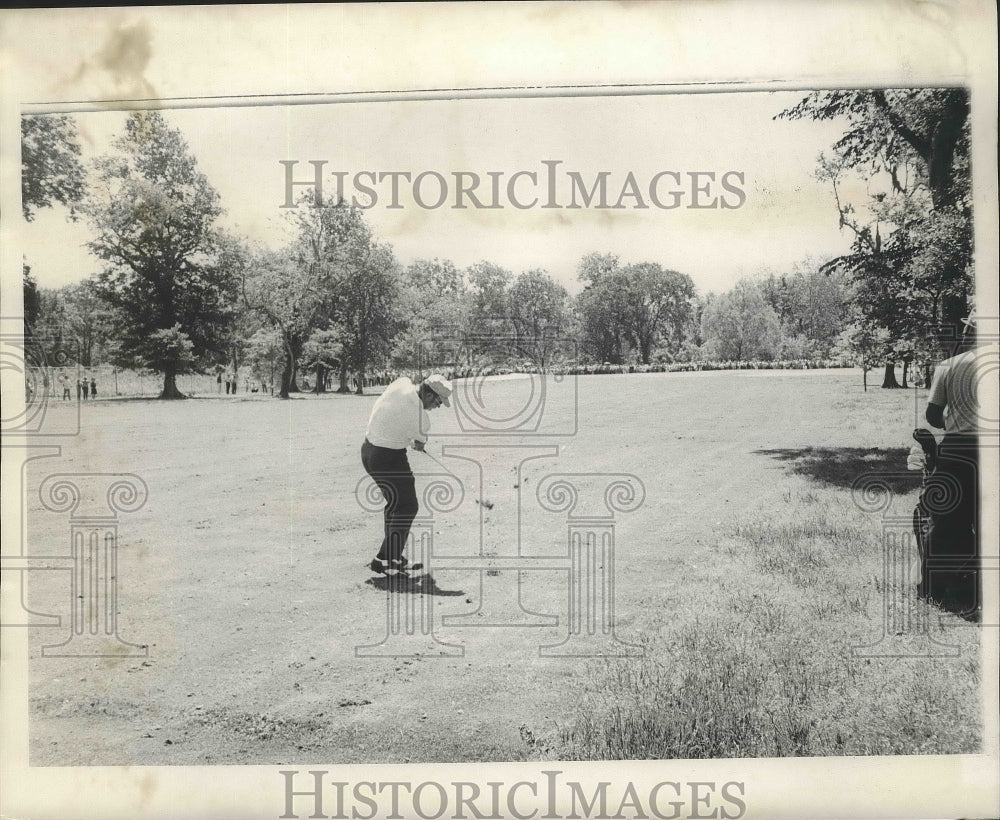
[21, 115, 87, 340]
[243, 196, 380, 398]
[700, 279, 781, 361]
[779, 89, 972, 386]
[21, 114, 86, 222]
[395, 258, 470, 370]
[575, 254, 696, 364]
[621, 262, 696, 364]
[576, 253, 630, 364]
[243, 248, 326, 399]
[336, 240, 404, 394]
[507, 269, 571, 369]
[83, 112, 235, 398]
[34, 281, 115, 367]
[760, 261, 851, 358]
[463, 260, 513, 363]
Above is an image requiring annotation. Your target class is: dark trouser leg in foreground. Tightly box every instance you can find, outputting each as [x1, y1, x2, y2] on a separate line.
[361, 440, 419, 563]
[923, 433, 979, 616]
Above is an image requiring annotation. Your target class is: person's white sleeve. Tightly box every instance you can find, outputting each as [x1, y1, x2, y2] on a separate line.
[927, 363, 949, 407]
[414, 410, 429, 444]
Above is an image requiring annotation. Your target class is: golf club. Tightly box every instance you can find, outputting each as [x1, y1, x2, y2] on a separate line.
[419, 448, 494, 509]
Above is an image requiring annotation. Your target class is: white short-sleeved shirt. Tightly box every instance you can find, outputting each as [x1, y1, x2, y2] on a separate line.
[927, 349, 980, 434]
[365, 377, 429, 449]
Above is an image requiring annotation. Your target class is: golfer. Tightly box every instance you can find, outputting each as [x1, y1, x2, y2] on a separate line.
[361, 373, 451, 573]
[923, 313, 980, 615]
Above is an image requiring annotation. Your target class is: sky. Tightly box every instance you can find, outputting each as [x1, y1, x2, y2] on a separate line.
[20, 90, 856, 296]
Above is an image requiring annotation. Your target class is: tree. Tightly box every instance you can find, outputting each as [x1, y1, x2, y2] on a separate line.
[462, 261, 513, 363]
[619, 263, 695, 364]
[575, 255, 696, 365]
[761, 261, 851, 358]
[56, 280, 114, 366]
[779, 89, 972, 385]
[832, 320, 891, 392]
[243, 249, 321, 399]
[23, 264, 41, 338]
[83, 112, 235, 398]
[396, 258, 470, 370]
[577, 252, 621, 287]
[21, 114, 86, 222]
[336, 241, 404, 394]
[244, 328, 284, 395]
[212, 236, 257, 383]
[507, 269, 571, 369]
[301, 328, 343, 393]
[243, 197, 388, 398]
[21, 115, 86, 342]
[701, 280, 781, 361]
[576, 254, 630, 364]
[577, 275, 630, 363]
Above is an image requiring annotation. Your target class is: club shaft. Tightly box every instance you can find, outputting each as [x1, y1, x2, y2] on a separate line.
[420, 448, 460, 480]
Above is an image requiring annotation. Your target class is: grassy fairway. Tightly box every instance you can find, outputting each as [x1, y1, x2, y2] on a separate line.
[25, 369, 981, 763]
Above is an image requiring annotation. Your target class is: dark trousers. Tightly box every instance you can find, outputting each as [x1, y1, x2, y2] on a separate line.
[361, 440, 418, 561]
[922, 433, 979, 614]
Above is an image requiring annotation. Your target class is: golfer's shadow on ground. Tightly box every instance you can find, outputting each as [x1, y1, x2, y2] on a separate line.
[756, 446, 918, 493]
[365, 572, 466, 597]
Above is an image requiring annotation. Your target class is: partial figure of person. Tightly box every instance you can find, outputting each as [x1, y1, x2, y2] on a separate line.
[90, 377, 97, 398]
[923, 314, 982, 618]
[360, 373, 452, 574]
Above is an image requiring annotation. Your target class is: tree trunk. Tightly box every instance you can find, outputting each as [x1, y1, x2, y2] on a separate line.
[901, 361, 909, 389]
[279, 350, 293, 399]
[336, 360, 351, 394]
[160, 370, 186, 399]
[880, 362, 901, 389]
[355, 366, 365, 396]
[863, 366, 868, 392]
[285, 335, 302, 393]
[314, 363, 326, 394]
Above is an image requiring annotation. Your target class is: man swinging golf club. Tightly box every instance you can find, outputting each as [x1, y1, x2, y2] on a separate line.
[361, 373, 452, 574]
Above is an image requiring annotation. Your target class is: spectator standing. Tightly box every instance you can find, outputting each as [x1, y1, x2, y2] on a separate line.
[923, 314, 983, 618]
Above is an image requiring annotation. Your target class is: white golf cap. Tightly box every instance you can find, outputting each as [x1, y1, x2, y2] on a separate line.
[423, 374, 452, 406]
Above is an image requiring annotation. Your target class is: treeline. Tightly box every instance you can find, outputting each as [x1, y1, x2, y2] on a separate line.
[25, 244, 857, 397]
[22, 90, 974, 398]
